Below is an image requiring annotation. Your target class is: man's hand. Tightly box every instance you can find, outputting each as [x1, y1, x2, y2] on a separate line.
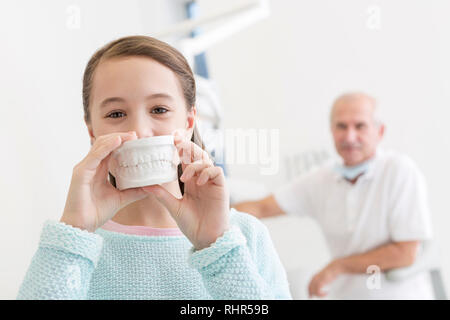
[308, 240, 420, 298]
[308, 259, 344, 298]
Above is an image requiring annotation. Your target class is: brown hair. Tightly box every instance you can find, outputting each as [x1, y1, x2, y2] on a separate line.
[82, 35, 205, 193]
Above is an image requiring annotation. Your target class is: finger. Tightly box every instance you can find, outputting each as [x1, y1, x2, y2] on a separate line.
[176, 140, 212, 166]
[180, 161, 211, 183]
[80, 132, 137, 173]
[173, 129, 186, 144]
[117, 186, 151, 210]
[176, 140, 199, 165]
[141, 185, 182, 218]
[196, 166, 225, 186]
[94, 153, 112, 184]
[318, 285, 329, 297]
[317, 289, 327, 297]
[308, 280, 316, 298]
[310, 281, 327, 298]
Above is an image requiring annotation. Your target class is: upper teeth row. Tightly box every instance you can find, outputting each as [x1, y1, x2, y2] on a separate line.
[119, 159, 172, 168]
[118, 153, 173, 167]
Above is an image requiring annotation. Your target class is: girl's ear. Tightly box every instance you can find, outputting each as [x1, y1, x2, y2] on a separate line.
[86, 122, 95, 146]
[185, 106, 197, 139]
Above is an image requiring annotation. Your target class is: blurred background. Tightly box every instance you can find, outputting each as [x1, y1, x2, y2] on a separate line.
[1, 0, 450, 299]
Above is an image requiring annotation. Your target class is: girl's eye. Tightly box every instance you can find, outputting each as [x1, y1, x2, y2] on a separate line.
[106, 107, 168, 118]
[107, 111, 125, 119]
[151, 107, 168, 114]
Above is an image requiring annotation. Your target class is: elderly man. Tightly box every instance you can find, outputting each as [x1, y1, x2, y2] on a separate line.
[234, 92, 434, 299]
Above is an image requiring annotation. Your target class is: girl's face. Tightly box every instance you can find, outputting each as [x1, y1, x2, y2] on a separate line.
[86, 56, 195, 143]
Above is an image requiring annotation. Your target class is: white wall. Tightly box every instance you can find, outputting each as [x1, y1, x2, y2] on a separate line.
[200, 0, 450, 297]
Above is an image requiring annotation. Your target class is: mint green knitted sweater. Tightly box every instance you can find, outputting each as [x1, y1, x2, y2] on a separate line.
[17, 209, 292, 299]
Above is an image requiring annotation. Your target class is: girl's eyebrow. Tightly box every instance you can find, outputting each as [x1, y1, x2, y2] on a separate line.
[100, 97, 125, 108]
[100, 93, 173, 109]
[145, 93, 173, 101]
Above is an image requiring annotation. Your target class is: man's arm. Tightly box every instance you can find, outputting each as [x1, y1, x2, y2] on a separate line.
[232, 194, 286, 219]
[309, 240, 420, 297]
[337, 240, 419, 273]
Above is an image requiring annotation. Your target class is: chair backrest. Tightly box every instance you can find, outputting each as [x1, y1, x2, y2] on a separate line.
[385, 240, 447, 299]
[429, 269, 447, 300]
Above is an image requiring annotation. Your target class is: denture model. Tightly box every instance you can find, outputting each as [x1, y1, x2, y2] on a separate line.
[108, 135, 179, 190]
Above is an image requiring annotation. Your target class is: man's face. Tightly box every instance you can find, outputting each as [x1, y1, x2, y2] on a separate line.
[330, 96, 384, 166]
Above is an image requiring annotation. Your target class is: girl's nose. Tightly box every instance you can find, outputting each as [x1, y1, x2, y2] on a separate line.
[134, 130, 155, 139]
[135, 132, 154, 139]
[127, 116, 154, 139]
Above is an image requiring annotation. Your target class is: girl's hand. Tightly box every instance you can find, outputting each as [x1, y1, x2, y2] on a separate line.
[143, 134, 230, 250]
[60, 131, 151, 232]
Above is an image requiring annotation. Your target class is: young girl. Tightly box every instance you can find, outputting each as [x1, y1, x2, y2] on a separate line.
[17, 35, 291, 300]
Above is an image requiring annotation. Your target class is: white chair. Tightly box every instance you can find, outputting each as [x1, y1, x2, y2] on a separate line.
[386, 240, 447, 299]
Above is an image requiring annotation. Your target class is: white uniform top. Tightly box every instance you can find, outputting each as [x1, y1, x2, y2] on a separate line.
[274, 148, 434, 299]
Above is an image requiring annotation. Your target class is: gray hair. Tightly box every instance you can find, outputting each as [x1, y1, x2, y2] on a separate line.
[330, 91, 382, 126]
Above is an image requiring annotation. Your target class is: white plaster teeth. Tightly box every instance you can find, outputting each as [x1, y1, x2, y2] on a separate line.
[118, 152, 175, 168]
[108, 135, 178, 190]
[118, 160, 174, 170]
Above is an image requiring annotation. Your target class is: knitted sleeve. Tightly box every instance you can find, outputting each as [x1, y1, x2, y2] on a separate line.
[16, 220, 103, 300]
[188, 210, 292, 300]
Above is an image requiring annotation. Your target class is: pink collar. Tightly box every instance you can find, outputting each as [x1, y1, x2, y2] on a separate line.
[101, 219, 183, 237]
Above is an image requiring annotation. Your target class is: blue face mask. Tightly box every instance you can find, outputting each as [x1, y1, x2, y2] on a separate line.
[334, 159, 373, 180]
